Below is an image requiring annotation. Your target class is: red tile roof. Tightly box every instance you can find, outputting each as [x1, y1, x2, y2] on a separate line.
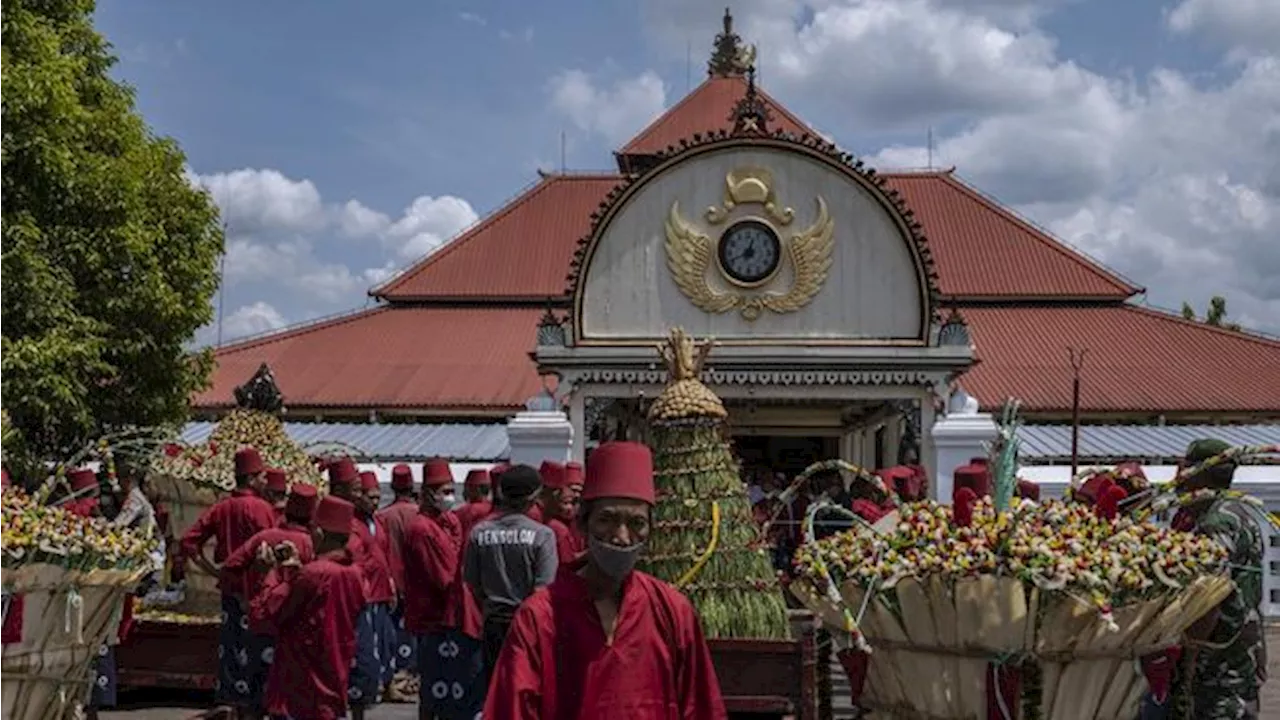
[196, 301, 1280, 416]
[195, 307, 544, 411]
[891, 172, 1137, 299]
[618, 75, 814, 157]
[375, 170, 1134, 302]
[373, 174, 619, 301]
[962, 305, 1280, 415]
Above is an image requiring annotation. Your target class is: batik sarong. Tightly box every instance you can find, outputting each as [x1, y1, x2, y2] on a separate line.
[89, 643, 117, 709]
[348, 605, 381, 707]
[418, 629, 484, 719]
[371, 602, 398, 686]
[217, 594, 273, 711]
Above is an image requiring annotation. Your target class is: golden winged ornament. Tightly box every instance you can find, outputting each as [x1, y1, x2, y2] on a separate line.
[664, 197, 835, 320]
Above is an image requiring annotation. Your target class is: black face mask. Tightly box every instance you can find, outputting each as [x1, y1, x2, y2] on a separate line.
[587, 535, 645, 580]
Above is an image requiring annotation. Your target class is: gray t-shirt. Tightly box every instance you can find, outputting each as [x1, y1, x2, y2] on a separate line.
[463, 510, 558, 620]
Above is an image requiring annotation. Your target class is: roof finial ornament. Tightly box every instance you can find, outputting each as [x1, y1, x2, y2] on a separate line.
[730, 65, 771, 134]
[708, 7, 755, 77]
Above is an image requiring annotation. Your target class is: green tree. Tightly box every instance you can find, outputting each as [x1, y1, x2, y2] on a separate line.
[2, 0, 224, 478]
[1180, 296, 1242, 332]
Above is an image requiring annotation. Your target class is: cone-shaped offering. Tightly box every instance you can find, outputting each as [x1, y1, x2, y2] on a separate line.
[640, 328, 790, 639]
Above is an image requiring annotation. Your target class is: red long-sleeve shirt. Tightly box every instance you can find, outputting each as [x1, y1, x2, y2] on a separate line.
[220, 523, 315, 606]
[482, 561, 727, 720]
[401, 510, 458, 634]
[350, 514, 395, 603]
[251, 550, 365, 720]
[376, 498, 419, 592]
[180, 490, 278, 573]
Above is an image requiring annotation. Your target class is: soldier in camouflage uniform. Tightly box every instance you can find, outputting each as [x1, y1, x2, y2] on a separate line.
[1167, 438, 1267, 720]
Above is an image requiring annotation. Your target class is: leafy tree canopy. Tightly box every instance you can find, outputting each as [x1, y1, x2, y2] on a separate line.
[2, 0, 224, 478]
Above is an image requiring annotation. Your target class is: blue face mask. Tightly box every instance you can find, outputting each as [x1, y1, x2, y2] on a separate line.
[587, 535, 645, 580]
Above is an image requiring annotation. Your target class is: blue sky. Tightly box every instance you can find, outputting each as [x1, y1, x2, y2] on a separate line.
[94, 0, 1280, 339]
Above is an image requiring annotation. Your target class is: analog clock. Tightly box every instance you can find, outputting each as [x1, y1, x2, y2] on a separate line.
[718, 220, 782, 286]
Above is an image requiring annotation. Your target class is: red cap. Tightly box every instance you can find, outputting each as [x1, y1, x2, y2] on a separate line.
[565, 462, 584, 487]
[879, 466, 927, 502]
[327, 457, 359, 487]
[1016, 479, 1041, 502]
[952, 464, 990, 497]
[235, 448, 265, 477]
[359, 471, 380, 492]
[465, 469, 491, 488]
[583, 441, 655, 505]
[314, 496, 355, 534]
[969, 457, 989, 467]
[539, 461, 568, 490]
[1076, 473, 1114, 505]
[69, 468, 98, 492]
[285, 484, 318, 520]
[390, 464, 414, 491]
[422, 458, 453, 488]
[265, 468, 288, 493]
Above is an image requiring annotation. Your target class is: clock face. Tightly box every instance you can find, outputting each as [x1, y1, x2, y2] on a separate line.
[718, 220, 781, 286]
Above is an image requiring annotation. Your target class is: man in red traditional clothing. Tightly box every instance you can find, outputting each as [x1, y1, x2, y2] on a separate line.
[377, 463, 421, 694]
[262, 468, 289, 521]
[357, 470, 398, 695]
[453, 468, 493, 539]
[224, 484, 318, 720]
[324, 460, 387, 716]
[403, 458, 482, 719]
[180, 447, 278, 719]
[251, 496, 366, 720]
[64, 467, 102, 517]
[537, 460, 586, 563]
[483, 441, 727, 719]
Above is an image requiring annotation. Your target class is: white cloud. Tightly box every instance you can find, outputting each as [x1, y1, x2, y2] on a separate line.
[1167, 0, 1280, 57]
[549, 69, 667, 146]
[191, 168, 476, 342]
[221, 302, 287, 339]
[634, 0, 1280, 333]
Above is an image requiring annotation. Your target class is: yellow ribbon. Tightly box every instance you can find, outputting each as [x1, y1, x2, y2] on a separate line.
[675, 501, 721, 589]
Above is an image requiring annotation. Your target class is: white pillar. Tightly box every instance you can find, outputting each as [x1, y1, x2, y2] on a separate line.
[507, 393, 574, 467]
[929, 389, 998, 503]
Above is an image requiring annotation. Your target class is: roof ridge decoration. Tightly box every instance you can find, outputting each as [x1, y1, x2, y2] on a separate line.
[565, 80, 944, 342]
[234, 362, 285, 414]
[708, 7, 755, 78]
[730, 67, 771, 135]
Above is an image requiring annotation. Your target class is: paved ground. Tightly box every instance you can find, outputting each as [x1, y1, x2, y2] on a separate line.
[102, 625, 1280, 719]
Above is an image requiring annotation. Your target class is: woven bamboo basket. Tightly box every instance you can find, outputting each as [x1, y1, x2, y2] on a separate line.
[793, 572, 1232, 719]
[2, 564, 145, 720]
[146, 472, 222, 615]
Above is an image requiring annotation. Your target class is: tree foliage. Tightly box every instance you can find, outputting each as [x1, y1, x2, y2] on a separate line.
[2, 0, 224, 477]
[1181, 296, 1242, 332]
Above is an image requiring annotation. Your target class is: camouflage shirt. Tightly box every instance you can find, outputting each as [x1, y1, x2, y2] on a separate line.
[1183, 497, 1267, 719]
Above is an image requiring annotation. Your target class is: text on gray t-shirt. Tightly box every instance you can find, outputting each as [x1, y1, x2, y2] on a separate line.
[463, 511, 558, 619]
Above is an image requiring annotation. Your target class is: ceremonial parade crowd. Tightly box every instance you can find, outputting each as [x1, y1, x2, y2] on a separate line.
[106, 441, 723, 720]
[3, 435, 1266, 720]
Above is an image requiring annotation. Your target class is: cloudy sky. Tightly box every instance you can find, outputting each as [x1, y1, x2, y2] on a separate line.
[94, 0, 1280, 342]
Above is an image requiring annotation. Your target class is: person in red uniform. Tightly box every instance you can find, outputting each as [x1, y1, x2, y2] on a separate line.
[453, 468, 493, 539]
[538, 461, 586, 563]
[64, 467, 102, 517]
[376, 463, 420, 693]
[251, 496, 366, 720]
[404, 459, 482, 719]
[357, 470, 399, 694]
[324, 459, 384, 716]
[482, 441, 727, 719]
[221, 484, 318, 720]
[180, 447, 278, 718]
[262, 468, 289, 521]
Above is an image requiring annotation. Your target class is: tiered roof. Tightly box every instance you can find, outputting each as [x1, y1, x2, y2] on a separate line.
[197, 15, 1280, 419]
